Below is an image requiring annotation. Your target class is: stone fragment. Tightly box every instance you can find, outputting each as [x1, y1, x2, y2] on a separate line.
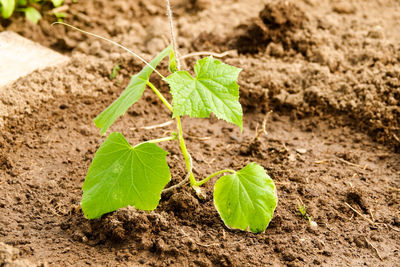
[0, 31, 69, 87]
[296, 148, 307, 154]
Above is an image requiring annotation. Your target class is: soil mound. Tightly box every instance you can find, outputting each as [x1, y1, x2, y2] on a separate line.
[232, 0, 400, 151]
[236, 1, 307, 54]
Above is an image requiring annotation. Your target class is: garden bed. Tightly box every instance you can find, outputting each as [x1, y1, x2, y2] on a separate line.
[1, 0, 399, 266]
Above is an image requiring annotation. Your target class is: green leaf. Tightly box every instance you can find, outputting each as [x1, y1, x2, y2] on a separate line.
[94, 46, 171, 135]
[54, 12, 66, 22]
[54, 11, 66, 18]
[82, 132, 171, 219]
[23, 6, 41, 24]
[214, 163, 278, 233]
[169, 48, 178, 73]
[1, 0, 15, 18]
[51, 0, 63, 7]
[166, 56, 243, 130]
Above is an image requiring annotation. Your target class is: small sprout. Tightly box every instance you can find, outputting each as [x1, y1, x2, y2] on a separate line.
[54, 11, 66, 22]
[298, 201, 318, 228]
[82, 44, 278, 233]
[1, 0, 64, 22]
[298, 203, 307, 217]
[58, 0, 278, 234]
[109, 64, 120, 80]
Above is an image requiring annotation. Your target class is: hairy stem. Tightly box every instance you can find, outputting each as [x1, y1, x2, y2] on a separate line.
[147, 81, 195, 185]
[165, 0, 197, 186]
[176, 116, 196, 185]
[147, 81, 173, 112]
[194, 169, 236, 187]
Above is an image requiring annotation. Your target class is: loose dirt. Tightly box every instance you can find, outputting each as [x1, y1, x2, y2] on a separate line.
[1, 0, 399, 266]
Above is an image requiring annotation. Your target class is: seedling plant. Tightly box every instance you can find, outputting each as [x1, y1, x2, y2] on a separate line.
[298, 201, 317, 227]
[1, 0, 63, 24]
[68, 1, 278, 233]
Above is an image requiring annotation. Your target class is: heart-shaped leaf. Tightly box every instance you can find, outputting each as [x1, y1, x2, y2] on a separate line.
[214, 163, 278, 233]
[166, 57, 243, 130]
[82, 132, 171, 219]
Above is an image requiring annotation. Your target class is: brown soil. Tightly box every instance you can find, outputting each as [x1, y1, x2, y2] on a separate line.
[1, 0, 399, 266]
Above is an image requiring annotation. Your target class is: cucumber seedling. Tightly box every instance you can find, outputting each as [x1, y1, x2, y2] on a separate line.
[62, 1, 278, 233]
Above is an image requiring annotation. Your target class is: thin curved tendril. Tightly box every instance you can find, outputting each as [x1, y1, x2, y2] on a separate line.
[51, 22, 165, 79]
[165, 0, 181, 70]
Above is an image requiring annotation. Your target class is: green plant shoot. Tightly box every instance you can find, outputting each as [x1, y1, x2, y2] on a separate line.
[109, 64, 121, 80]
[62, 1, 278, 234]
[298, 201, 317, 227]
[82, 132, 171, 219]
[80, 44, 278, 233]
[166, 57, 243, 130]
[1, 0, 64, 23]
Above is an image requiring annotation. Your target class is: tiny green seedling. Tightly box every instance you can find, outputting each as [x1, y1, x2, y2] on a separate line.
[298, 201, 317, 227]
[59, 1, 278, 234]
[298, 203, 308, 217]
[80, 46, 278, 232]
[109, 63, 121, 84]
[53, 11, 66, 22]
[0, 0, 64, 23]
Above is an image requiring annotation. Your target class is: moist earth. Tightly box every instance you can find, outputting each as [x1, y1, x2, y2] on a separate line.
[0, 0, 399, 266]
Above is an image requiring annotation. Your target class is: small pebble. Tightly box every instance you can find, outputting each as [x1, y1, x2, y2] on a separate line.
[296, 148, 307, 154]
[310, 221, 318, 228]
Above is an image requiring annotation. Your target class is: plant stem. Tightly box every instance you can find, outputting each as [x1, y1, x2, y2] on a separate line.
[147, 135, 177, 144]
[147, 81, 173, 112]
[165, 0, 197, 187]
[176, 116, 196, 185]
[147, 81, 195, 186]
[147, 80, 195, 185]
[194, 169, 236, 187]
